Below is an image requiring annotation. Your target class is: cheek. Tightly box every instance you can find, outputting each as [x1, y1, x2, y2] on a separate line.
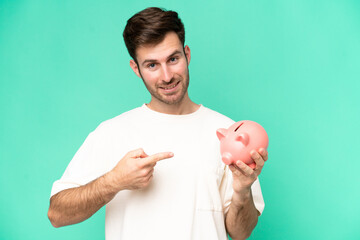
[142, 71, 160, 85]
[173, 62, 188, 76]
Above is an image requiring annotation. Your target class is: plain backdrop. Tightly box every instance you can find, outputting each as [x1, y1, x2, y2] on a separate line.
[0, 0, 359, 239]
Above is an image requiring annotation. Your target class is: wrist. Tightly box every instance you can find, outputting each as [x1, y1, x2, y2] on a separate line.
[232, 188, 252, 208]
[102, 170, 124, 196]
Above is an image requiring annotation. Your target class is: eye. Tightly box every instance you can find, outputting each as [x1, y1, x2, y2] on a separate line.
[147, 63, 156, 69]
[169, 57, 178, 63]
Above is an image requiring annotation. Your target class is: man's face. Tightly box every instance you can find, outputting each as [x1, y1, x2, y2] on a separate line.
[130, 32, 191, 106]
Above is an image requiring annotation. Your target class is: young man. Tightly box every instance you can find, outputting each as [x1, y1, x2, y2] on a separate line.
[48, 7, 268, 240]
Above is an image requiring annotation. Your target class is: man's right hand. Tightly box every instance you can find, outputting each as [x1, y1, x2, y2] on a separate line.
[107, 148, 174, 191]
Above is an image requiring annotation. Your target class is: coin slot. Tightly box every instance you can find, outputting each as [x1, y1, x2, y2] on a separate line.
[234, 122, 244, 132]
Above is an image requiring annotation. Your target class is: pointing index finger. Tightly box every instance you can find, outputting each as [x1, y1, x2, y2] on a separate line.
[143, 152, 174, 165]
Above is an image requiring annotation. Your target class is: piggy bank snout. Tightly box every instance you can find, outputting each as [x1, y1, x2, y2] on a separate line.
[221, 152, 233, 165]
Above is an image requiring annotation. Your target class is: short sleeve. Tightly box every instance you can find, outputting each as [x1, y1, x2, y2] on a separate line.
[50, 130, 104, 197]
[220, 165, 265, 215]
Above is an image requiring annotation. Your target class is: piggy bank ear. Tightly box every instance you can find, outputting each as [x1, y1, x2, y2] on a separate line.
[235, 133, 249, 146]
[216, 128, 227, 140]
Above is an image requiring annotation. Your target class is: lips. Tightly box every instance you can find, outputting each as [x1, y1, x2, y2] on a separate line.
[159, 81, 180, 93]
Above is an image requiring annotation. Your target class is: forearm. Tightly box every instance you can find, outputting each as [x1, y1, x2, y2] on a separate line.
[48, 171, 120, 228]
[225, 189, 259, 240]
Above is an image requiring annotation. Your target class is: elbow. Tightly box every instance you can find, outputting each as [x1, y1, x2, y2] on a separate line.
[48, 195, 65, 228]
[47, 208, 62, 228]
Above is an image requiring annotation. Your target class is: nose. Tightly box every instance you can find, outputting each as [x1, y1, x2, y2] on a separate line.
[161, 65, 173, 83]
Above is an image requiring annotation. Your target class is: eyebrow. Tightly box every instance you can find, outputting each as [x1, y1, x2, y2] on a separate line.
[141, 50, 183, 67]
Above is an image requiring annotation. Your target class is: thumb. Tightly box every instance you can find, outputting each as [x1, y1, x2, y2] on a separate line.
[127, 148, 148, 158]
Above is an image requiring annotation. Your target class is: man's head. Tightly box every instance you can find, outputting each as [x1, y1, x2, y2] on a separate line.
[123, 7, 191, 108]
[123, 7, 185, 64]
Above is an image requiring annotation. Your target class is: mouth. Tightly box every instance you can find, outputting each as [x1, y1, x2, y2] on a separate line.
[159, 81, 180, 93]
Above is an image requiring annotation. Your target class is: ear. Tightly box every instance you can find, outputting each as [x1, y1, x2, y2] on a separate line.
[216, 128, 227, 141]
[130, 59, 142, 78]
[184, 45, 191, 65]
[235, 133, 249, 146]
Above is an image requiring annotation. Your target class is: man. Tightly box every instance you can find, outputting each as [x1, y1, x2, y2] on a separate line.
[48, 7, 268, 240]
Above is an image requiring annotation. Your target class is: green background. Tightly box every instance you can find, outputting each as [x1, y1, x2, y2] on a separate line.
[1, 0, 359, 239]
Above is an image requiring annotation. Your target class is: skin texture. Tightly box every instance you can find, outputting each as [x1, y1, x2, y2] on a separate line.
[48, 31, 269, 240]
[129, 32, 199, 115]
[226, 148, 269, 240]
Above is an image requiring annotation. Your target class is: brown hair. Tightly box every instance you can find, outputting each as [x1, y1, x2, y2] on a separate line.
[123, 7, 185, 63]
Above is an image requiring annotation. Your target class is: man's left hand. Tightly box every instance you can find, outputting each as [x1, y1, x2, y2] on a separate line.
[229, 148, 268, 195]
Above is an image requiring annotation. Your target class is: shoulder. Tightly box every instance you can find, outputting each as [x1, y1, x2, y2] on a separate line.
[91, 106, 144, 136]
[201, 106, 235, 127]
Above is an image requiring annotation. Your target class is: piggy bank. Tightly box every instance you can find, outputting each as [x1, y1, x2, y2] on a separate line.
[216, 120, 269, 168]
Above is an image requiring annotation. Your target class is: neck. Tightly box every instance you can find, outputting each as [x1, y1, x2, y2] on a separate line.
[147, 94, 200, 115]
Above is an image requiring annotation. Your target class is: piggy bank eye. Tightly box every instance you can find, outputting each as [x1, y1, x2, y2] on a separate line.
[234, 122, 244, 132]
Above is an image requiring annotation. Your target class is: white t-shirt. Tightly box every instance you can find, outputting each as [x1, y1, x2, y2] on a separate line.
[51, 104, 265, 240]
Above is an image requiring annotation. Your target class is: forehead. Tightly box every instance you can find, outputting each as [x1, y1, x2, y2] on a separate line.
[136, 32, 183, 63]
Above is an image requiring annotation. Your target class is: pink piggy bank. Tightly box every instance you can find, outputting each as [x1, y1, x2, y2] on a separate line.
[216, 120, 269, 168]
